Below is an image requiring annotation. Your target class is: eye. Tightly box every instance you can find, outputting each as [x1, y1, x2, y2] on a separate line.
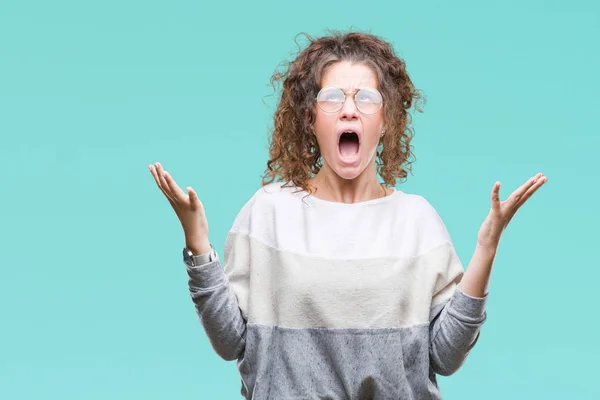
[356, 89, 379, 102]
[318, 88, 344, 102]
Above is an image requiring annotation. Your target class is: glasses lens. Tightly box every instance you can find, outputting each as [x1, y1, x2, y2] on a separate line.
[316, 87, 383, 114]
[355, 88, 383, 114]
[317, 87, 345, 112]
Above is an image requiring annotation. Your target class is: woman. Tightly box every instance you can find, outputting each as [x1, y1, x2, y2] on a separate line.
[148, 30, 547, 399]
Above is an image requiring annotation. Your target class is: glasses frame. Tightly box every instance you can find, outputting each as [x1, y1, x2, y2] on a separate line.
[315, 86, 384, 115]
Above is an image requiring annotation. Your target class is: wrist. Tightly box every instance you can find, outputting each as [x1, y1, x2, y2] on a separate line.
[185, 236, 211, 255]
[475, 241, 499, 256]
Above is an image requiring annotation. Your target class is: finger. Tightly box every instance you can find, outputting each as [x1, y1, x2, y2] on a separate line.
[148, 164, 162, 186]
[148, 165, 175, 207]
[507, 172, 543, 207]
[515, 174, 548, 209]
[491, 181, 501, 212]
[162, 170, 188, 203]
[149, 163, 176, 204]
[155, 162, 177, 203]
[148, 164, 168, 195]
[187, 186, 203, 210]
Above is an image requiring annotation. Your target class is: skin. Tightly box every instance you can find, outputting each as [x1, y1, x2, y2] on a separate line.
[461, 173, 548, 297]
[148, 162, 211, 255]
[303, 61, 549, 298]
[148, 62, 549, 297]
[306, 61, 391, 204]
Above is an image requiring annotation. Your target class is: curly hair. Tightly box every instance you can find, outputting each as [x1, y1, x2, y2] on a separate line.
[261, 28, 425, 196]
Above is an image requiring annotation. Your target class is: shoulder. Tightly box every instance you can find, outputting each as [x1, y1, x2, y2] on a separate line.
[255, 180, 298, 198]
[400, 192, 453, 244]
[230, 181, 299, 232]
[250, 181, 302, 207]
[396, 191, 440, 219]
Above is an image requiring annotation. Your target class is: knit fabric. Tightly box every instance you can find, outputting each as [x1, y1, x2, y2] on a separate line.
[186, 182, 488, 399]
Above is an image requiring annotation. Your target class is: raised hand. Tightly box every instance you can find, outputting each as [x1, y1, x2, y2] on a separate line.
[477, 172, 548, 251]
[148, 162, 211, 255]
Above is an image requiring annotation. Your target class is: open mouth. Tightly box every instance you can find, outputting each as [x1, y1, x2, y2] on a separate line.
[339, 131, 360, 157]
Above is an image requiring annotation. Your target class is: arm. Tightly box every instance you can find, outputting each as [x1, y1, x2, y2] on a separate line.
[148, 163, 249, 361]
[186, 248, 247, 362]
[429, 247, 494, 376]
[458, 243, 495, 298]
[423, 215, 490, 376]
[459, 174, 547, 298]
[185, 192, 259, 362]
[428, 174, 547, 376]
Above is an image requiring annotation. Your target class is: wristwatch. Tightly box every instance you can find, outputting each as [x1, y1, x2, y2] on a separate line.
[183, 245, 216, 267]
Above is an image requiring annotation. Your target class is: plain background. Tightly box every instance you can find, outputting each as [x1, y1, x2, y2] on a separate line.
[1, 0, 598, 398]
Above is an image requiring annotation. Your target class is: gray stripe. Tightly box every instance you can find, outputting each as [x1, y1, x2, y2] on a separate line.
[237, 324, 443, 400]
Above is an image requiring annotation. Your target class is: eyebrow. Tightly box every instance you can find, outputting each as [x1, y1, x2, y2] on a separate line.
[323, 86, 370, 92]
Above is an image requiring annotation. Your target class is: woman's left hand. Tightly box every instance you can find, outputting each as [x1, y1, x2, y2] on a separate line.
[477, 172, 548, 251]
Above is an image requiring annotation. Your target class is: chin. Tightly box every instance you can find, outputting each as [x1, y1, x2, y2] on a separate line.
[331, 161, 366, 180]
[336, 173, 361, 181]
[321, 147, 376, 180]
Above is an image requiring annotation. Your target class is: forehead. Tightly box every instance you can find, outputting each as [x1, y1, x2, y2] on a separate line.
[321, 61, 378, 90]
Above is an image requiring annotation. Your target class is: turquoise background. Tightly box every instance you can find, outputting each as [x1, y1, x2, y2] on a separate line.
[1, 0, 598, 398]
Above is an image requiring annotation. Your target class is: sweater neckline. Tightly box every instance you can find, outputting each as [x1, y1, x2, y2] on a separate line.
[300, 186, 400, 207]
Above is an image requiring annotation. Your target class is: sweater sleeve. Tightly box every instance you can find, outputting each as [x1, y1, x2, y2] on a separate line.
[186, 252, 247, 361]
[185, 194, 258, 362]
[419, 197, 489, 376]
[429, 283, 488, 376]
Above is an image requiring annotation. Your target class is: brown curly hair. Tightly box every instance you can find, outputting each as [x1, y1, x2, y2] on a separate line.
[261, 28, 425, 196]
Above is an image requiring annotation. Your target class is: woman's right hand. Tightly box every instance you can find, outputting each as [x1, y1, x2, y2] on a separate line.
[148, 162, 211, 255]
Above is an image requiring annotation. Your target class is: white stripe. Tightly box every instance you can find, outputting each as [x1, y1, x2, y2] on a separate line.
[229, 182, 456, 260]
[225, 232, 463, 329]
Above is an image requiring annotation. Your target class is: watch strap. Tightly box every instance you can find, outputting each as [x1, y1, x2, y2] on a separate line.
[184, 245, 215, 267]
[192, 246, 214, 265]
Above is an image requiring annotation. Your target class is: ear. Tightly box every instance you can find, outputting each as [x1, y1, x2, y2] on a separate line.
[380, 118, 387, 133]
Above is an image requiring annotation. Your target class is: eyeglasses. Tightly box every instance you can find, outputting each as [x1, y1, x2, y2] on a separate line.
[315, 86, 383, 115]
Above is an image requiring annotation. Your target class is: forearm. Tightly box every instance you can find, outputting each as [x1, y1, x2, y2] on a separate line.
[429, 242, 492, 375]
[187, 254, 247, 361]
[185, 234, 211, 255]
[458, 243, 497, 298]
[429, 288, 487, 376]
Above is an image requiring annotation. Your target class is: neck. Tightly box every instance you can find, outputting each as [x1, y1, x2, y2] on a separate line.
[308, 163, 385, 204]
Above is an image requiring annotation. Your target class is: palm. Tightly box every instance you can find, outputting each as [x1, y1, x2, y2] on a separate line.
[477, 172, 548, 250]
[148, 162, 209, 239]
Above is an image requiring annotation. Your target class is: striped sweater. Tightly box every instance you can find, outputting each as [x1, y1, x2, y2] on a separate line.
[186, 182, 488, 399]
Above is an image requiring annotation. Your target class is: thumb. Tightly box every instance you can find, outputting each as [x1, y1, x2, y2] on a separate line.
[491, 181, 501, 212]
[187, 186, 200, 205]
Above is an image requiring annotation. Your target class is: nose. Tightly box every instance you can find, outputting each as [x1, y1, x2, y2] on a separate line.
[339, 94, 359, 120]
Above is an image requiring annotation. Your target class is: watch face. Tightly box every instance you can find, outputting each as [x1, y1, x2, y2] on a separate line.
[183, 248, 194, 266]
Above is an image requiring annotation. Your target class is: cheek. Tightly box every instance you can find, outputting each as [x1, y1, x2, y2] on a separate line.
[313, 115, 337, 141]
[314, 111, 335, 129]
[365, 119, 384, 142]
[371, 114, 384, 129]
